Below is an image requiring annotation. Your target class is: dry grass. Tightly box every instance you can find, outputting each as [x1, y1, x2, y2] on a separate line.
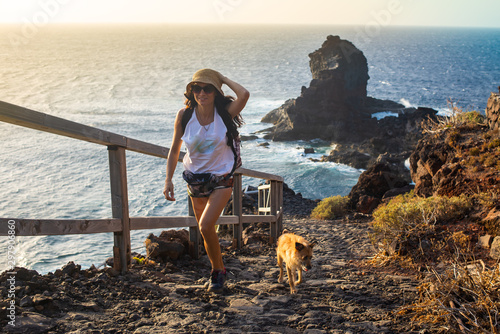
[398, 260, 500, 333]
[421, 100, 486, 134]
[369, 191, 472, 265]
[368, 191, 500, 332]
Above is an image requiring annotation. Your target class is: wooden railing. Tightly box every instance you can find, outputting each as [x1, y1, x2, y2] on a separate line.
[0, 100, 283, 273]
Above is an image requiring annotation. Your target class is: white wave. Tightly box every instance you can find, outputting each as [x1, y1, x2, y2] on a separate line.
[372, 111, 399, 120]
[399, 98, 415, 108]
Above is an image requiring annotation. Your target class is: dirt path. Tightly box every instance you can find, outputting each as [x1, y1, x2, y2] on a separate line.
[2, 216, 432, 334]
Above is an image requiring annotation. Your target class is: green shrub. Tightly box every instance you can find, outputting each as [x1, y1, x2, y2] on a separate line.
[462, 110, 484, 126]
[311, 195, 349, 220]
[370, 191, 471, 261]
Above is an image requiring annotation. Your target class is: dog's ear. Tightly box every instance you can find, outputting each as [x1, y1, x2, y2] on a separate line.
[295, 242, 305, 251]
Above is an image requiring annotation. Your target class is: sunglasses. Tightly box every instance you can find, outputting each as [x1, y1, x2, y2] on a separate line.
[192, 85, 216, 94]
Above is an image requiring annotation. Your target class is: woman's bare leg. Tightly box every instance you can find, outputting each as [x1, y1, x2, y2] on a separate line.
[190, 187, 233, 271]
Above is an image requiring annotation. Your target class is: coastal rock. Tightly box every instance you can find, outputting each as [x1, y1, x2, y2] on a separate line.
[61, 261, 81, 276]
[348, 162, 409, 213]
[322, 145, 371, 169]
[262, 35, 395, 143]
[145, 230, 189, 261]
[261, 35, 438, 177]
[486, 91, 500, 131]
[322, 107, 438, 169]
[261, 35, 435, 149]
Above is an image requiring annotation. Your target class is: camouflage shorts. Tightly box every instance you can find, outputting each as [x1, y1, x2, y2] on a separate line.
[182, 170, 233, 198]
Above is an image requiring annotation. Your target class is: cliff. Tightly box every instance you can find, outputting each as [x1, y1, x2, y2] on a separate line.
[409, 92, 500, 233]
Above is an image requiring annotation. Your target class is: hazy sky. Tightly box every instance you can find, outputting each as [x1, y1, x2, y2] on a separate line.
[0, 0, 499, 28]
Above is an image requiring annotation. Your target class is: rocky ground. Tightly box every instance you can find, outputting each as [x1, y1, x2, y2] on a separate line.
[1, 211, 435, 334]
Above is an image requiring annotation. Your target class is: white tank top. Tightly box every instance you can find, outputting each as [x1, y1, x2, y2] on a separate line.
[182, 108, 234, 175]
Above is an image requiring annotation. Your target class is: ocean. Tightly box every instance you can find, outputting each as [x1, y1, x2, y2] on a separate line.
[1, 24, 499, 274]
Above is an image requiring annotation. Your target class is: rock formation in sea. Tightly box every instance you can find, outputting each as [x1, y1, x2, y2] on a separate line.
[261, 35, 437, 173]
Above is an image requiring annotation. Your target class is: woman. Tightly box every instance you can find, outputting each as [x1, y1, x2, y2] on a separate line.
[163, 68, 249, 293]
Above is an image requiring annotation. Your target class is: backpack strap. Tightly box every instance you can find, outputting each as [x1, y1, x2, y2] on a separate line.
[216, 108, 242, 175]
[181, 107, 195, 134]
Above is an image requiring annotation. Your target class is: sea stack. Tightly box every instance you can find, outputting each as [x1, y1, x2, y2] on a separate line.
[261, 35, 404, 143]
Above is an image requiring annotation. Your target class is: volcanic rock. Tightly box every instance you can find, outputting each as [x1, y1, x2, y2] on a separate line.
[348, 161, 409, 213]
[409, 121, 500, 198]
[486, 91, 500, 131]
[261, 35, 438, 172]
[145, 229, 190, 261]
[261, 35, 434, 145]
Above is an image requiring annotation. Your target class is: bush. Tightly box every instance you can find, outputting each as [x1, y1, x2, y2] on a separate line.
[399, 261, 500, 333]
[462, 110, 485, 126]
[311, 195, 349, 220]
[421, 101, 484, 134]
[370, 191, 471, 263]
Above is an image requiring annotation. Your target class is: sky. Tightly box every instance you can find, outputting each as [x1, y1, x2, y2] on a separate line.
[0, 0, 499, 28]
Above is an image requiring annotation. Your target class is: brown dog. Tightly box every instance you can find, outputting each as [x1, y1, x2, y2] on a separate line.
[277, 232, 315, 294]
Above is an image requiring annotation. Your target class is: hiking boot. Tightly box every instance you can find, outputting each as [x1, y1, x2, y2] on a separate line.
[207, 269, 226, 293]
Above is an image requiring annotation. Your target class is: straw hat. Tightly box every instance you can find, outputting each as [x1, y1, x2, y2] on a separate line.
[185, 68, 224, 96]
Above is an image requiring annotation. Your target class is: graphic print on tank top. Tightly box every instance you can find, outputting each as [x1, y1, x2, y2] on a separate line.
[189, 129, 217, 154]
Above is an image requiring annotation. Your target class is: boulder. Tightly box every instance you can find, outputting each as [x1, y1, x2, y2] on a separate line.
[145, 229, 189, 261]
[486, 90, 500, 131]
[348, 162, 408, 213]
[490, 236, 500, 260]
[61, 261, 81, 276]
[482, 208, 500, 236]
[478, 234, 493, 249]
[356, 195, 381, 214]
[322, 145, 372, 169]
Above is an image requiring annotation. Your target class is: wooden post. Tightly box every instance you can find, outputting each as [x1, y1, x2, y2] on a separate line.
[108, 146, 131, 274]
[232, 173, 243, 249]
[278, 181, 283, 236]
[188, 198, 201, 259]
[270, 180, 278, 244]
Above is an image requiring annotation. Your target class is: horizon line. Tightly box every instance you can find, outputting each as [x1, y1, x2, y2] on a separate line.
[0, 22, 499, 29]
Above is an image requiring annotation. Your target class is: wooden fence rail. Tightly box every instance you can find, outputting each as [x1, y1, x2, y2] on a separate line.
[0, 100, 283, 273]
